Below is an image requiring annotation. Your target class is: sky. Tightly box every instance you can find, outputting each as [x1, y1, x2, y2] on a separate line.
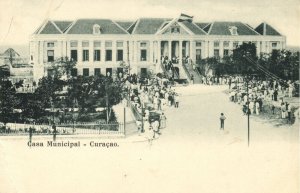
[0, 0, 299, 47]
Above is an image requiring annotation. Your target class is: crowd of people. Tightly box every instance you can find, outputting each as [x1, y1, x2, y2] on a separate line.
[225, 76, 297, 123]
[125, 73, 180, 142]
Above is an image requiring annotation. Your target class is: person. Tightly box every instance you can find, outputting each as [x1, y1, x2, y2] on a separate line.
[159, 112, 166, 128]
[255, 101, 260, 115]
[220, 113, 226, 130]
[287, 104, 292, 123]
[52, 123, 57, 141]
[29, 126, 33, 143]
[281, 102, 286, 119]
[190, 75, 194, 84]
[152, 119, 160, 138]
[174, 94, 179, 108]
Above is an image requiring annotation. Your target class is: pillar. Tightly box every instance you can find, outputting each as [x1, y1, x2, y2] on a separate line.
[168, 40, 172, 60]
[179, 40, 183, 64]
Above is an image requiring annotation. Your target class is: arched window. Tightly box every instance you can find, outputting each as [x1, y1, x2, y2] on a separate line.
[93, 24, 101, 34]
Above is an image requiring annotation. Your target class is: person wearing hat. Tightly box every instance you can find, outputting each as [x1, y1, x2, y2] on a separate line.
[220, 113, 226, 130]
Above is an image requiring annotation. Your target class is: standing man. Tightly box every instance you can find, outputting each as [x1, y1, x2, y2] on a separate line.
[220, 113, 226, 130]
[52, 123, 57, 141]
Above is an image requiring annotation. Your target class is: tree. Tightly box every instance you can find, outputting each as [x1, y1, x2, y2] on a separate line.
[0, 79, 19, 125]
[232, 42, 257, 74]
[198, 57, 219, 76]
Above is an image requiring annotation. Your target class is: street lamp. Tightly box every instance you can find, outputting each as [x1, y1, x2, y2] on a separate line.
[244, 52, 251, 147]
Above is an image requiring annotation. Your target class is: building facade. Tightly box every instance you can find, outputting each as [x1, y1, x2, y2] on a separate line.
[30, 15, 286, 81]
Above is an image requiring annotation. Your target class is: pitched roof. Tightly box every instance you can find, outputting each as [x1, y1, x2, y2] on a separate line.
[255, 23, 281, 36]
[53, 21, 72, 33]
[195, 22, 210, 29]
[207, 22, 260, 35]
[66, 19, 128, 34]
[115, 21, 134, 31]
[39, 21, 62, 34]
[180, 21, 206, 35]
[202, 23, 212, 33]
[132, 18, 171, 34]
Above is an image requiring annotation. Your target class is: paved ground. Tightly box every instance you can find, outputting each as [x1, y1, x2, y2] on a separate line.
[0, 85, 299, 193]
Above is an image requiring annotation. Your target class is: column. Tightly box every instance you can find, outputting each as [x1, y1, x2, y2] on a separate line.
[41, 41, 45, 63]
[179, 40, 183, 64]
[186, 41, 190, 57]
[256, 41, 261, 56]
[124, 41, 128, 63]
[101, 40, 105, 63]
[168, 40, 172, 60]
[219, 41, 224, 58]
[157, 41, 161, 64]
[134, 41, 138, 63]
[208, 41, 214, 57]
[229, 41, 233, 55]
[62, 40, 67, 58]
[149, 40, 154, 63]
[78, 40, 82, 63]
[190, 40, 195, 62]
[112, 40, 117, 63]
[89, 40, 93, 63]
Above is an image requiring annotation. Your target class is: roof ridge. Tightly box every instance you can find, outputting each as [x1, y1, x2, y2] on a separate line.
[111, 20, 130, 34]
[36, 19, 50, 34]
[155, 17, 178, 35]
[207, 22, 214, 34]
[50, 20, 63, 34]
[190, 21, 207, 35]
[178, 21, 195, 35]
[132, 19, 141, 34]
[65, 20, 77, 34]
[243, 23, 261, 35]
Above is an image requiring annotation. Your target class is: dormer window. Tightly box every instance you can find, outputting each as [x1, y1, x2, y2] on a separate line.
[93, 24, 101, 34]
[229, 26, 238, 35]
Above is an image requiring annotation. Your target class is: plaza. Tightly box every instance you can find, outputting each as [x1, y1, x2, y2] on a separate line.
[0, 84, 298, 193]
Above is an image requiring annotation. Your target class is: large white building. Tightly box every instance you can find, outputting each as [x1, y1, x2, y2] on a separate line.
[30, 14, 286, 81]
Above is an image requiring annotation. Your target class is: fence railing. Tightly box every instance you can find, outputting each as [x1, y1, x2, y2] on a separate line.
[0, 122, 125, 136]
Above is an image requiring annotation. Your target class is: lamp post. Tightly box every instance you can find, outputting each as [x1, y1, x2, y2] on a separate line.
[244, 52, 251, 147]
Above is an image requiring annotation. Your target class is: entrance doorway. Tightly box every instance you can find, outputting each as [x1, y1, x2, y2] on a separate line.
[140, 68, 147, 78]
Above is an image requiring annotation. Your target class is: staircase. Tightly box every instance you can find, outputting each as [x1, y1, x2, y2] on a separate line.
[182, 61, 202, 84]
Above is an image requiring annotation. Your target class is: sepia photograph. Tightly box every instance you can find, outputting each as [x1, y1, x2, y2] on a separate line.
[0, 0, 299, 193]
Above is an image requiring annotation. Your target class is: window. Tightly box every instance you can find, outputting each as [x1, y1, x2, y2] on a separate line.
[105, 41, 112, 47]
[196, 49, 201, 62]
[94, 68, 101, 76]
[229, 26, 238, 35]
[214, 49, 219, 58]
[196, 42, 202, 47]
[223, 49, 229, 56]
[233, 42, 239, 48]
[83, 68, 89, 76]
[214, 41, 219, 47]
[140, 42, 147, 48]
[82, 41, 89, 47]
[272, 42, 278, 48]
[94, 50, 100, 61]
[105, 50, 112, 61]
[83, 50, 89, 61]
[30, 55, 33, 61]
[94, 41, 101, 47]
[71, 69, 78, 76]
[223, 41, 230, 47]
[70, 41, 78, 47]
[171, 27, 180, 33]
[93, 24, 101, 34]
[117, 50, 123, 61]
[47, 50, 54, 62]
[140, 50, 147, 61]
[117, 41, 123, 47]
[71, 50, 78, 61]
[47, 42, 54, 47]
